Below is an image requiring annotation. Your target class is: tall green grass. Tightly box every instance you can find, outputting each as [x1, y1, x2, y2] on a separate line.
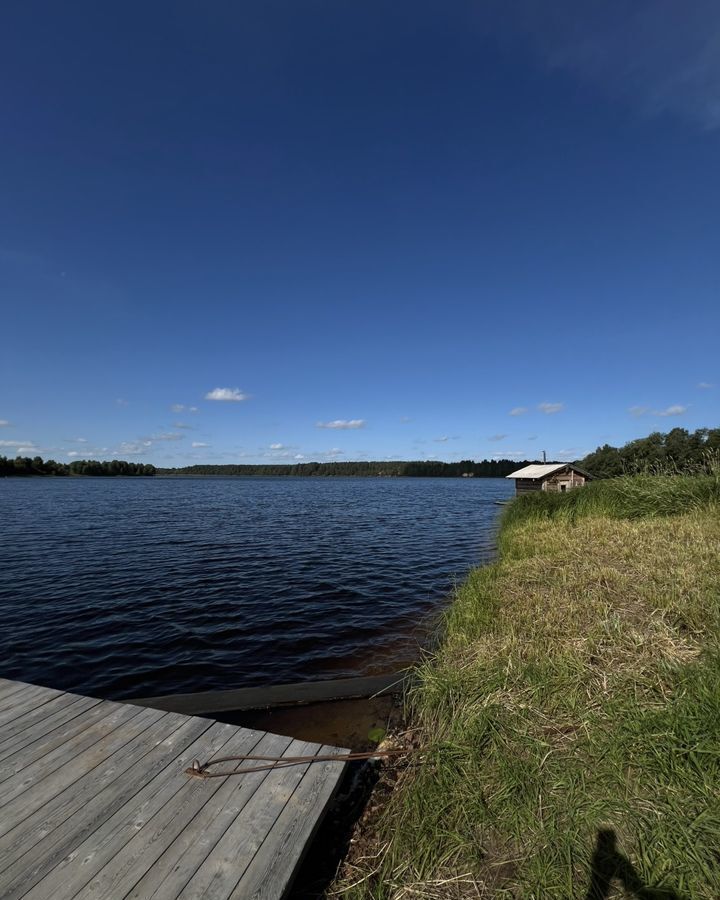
[501, 473, 720, 532]
[336, 476, 720, 899]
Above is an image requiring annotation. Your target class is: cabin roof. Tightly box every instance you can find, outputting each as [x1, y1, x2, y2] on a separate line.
[506, 463, 592, 480]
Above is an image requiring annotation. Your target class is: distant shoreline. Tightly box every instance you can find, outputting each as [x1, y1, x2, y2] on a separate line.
[2, 456, 538, 479]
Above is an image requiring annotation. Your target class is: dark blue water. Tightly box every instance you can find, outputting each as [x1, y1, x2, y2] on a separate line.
[0, 476, 511, 699]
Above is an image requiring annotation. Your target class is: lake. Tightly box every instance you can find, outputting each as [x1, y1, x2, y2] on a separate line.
[0, 476, 512, 699]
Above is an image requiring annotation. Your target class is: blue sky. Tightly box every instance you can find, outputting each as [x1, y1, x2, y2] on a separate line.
[1, 1, 718, 466]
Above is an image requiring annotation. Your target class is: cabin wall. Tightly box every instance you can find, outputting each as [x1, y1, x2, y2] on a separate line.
[515, 478, 543, 495]
[543, 470, 587, 493]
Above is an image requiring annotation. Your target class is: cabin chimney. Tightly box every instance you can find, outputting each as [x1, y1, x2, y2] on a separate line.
[542, 450, 547, 464]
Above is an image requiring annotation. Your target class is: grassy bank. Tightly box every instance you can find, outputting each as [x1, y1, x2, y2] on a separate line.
[336, 475, 720, 899]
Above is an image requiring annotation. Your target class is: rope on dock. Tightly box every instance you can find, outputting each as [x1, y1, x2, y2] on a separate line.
[185, 748, 412, 778]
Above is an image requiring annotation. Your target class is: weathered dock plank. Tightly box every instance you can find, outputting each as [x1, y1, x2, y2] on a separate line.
[0, 694, 100, 759]
[0, 716, 213, 900]
[124, 731, 293, 900]
[0, 680, 348, 899]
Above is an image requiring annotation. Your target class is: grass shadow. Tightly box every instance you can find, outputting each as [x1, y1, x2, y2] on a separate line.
[585, 829, 687, 900]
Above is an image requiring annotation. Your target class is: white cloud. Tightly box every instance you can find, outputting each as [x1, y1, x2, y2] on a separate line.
[698, 382, 714, 389]
[316, 419, 366, 429]
[0, 439, 35, 448]
[488, 434, 507, 442]
[142, 432, 184, 442]
[270, 443, 284, 450]
[294, 453, 305, 460]
[325, 447, 344, 457]
[174, 422, 194, 429]
[434, 436, 449, 442]
[191, 441, 210, 448]
[509, 407, 528, 416]
[205, 387, 248, 402]
[0, 420, 10, 427]
[116, 398, 128, 407]
[556, 448, 584, 461]
[67, 450, 96, 458]
[632, 403, 689, 417]
[493, 0, 720, 130]
[538, 402, 565, 415]
[399, 416, 412, 423]
[116, 441, 152, 456]
[171, 404, 200, 413]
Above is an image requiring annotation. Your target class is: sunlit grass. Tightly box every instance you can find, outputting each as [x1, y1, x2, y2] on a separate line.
[335, 477, 720, 899]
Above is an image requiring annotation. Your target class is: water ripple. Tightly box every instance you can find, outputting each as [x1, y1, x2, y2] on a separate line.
[0, 476, 512, 698]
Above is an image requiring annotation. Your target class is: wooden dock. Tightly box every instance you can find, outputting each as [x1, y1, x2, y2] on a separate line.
[0, 678, 349, 899]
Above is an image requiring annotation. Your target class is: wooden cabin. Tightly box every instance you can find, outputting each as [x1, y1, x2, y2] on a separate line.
[506, 463, 593, 496]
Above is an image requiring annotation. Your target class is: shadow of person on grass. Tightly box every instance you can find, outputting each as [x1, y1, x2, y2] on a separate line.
[585, 829, 687, 900]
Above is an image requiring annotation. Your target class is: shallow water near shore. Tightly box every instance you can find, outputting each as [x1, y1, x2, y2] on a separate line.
[1, 476, 511, 698]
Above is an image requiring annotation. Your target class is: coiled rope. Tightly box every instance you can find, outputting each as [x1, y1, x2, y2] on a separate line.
[185, 748, 412, 778]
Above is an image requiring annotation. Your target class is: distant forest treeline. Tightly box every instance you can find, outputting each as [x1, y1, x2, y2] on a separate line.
[158, 459, 533, 478]
[4, 427, 718, 479]
[579, 427, 720, 478]
[0, 456, 156, 477]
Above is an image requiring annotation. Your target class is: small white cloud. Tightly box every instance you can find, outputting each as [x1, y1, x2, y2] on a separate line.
[269, 443, 284, 450]
[174, 422, 194, 430]
[205, 387, 248, 402]
[67, 450, 96, 458]
[556, 448, 584, 460]
[399, 416, 412, 423]
[628, 406, 649, 417]
[294, 453, 305, 460]
[0, 420, 10, 427]
[434, 436, 449, 443]
[509, 407, 528, 416]
[143, 432, 184, 442]
[488, 434, 507, 442]
[116, 398, 129, 407]
[172, 403, 200, 413]
[326, 447, 344, 456]
[656, 404, 687, 417]
[316, 419, 366, 429]
[116, 441, 152, 456]
[0, 439, 35, 448]
[697, 382, 714, 389]
[538, 402, 565, 415]
[76, 437, 88, 443]
[191, 441, 209, 448]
